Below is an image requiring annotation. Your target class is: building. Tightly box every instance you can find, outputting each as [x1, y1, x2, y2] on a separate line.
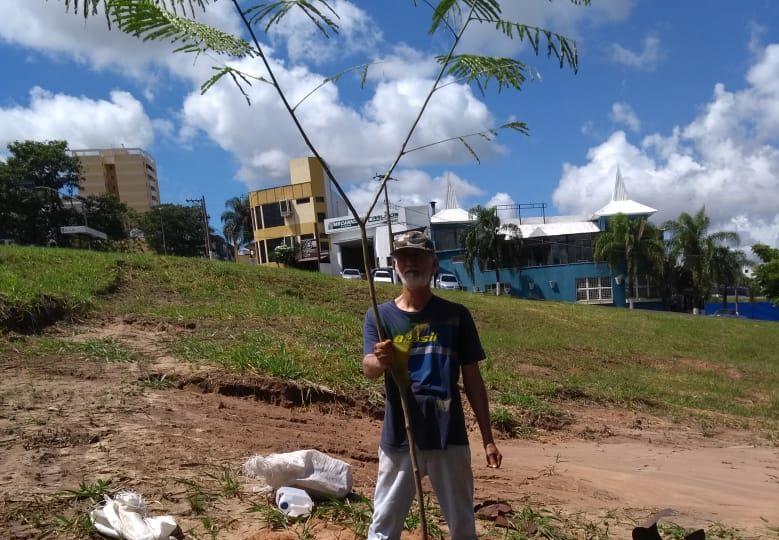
[248, 157, 341, 268]
[72, 147, 160, 213]
[325, 204, 431, 274]
[432, 168, 662, 308]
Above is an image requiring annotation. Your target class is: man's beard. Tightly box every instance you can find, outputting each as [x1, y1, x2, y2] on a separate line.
[398, 271, 430, 291]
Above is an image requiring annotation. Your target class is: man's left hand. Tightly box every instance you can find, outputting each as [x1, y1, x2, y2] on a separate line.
[485, 442, 502, 468]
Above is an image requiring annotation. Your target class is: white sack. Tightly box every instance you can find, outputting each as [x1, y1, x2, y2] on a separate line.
[90, 490, 179, 540]
[243, 449, 353, 498]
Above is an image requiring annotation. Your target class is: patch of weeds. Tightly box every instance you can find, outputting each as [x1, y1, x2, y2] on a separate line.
[296, 516, 316, 540]
[506, 504, 569, 540]
[138, 373, 175, 389]
[40, 337, 139, 362]
[704, 522, 746, 539]
[404, 495, 443, 540]
[53, 511, 97, 537]
[198, 515, 222, 540]
[315, 493, 373, 537]
[59, 479, 111, 504]
[205, 466, 242, 498]
[248, 500, 288, 530]
[176, 478, 216, 516]
[658, 521, 712, 539]
[491, 407, 523, 437]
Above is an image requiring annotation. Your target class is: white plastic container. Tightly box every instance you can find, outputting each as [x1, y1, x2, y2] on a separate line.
[275, 486, 314, 518]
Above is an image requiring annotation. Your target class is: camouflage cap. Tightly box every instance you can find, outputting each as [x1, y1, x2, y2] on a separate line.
[391, 230, 435, 255]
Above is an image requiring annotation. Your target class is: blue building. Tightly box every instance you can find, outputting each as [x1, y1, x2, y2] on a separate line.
[430, 168, 661, 308]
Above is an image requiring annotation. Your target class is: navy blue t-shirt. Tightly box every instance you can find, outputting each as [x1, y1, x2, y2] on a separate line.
[363, 295, 485, 451]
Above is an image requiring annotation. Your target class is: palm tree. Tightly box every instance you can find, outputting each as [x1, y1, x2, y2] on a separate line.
[662, 207, 740, 310]
[462, 206, 523, 295]
[710, 245, 747, 307]
[221, 195, 252, 262]
[593, 213, 664, 307]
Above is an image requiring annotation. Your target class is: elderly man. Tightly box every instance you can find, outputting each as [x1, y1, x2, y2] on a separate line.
[362, 230, 501, 540]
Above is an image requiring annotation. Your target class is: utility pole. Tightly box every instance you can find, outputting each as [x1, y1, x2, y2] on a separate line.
[374, 174, 397, 268]
[187, 195, 212, 259]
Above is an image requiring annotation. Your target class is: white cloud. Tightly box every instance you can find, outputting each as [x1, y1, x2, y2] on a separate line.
[0, 87, 155, 151]
[554, 43, 779, 248]
[610, 102, 641, 132]
[266, 0, 381, 64]
[342, 170, 483, 216]
[609, 34, 662, 70]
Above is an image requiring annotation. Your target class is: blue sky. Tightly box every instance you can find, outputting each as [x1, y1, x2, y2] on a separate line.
[2, 1, 779, 250]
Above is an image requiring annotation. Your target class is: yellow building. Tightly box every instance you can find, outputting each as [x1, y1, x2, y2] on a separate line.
[72, 147, 160, 213]
[249, 157, 332, 266]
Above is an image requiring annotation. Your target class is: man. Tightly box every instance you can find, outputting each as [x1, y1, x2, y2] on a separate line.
[363, 230, 502, 540]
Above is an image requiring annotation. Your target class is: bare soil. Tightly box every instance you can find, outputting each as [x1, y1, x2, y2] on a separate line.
[1, 318, 777, 539]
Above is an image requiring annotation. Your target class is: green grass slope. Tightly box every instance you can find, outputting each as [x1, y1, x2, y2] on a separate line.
[2, 245, 778, 431]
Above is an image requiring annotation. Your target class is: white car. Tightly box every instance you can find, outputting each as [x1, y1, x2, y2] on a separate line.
[436, 273, 461, 290]
[341, 268, 363, 280]
[372, 269, 394, 284]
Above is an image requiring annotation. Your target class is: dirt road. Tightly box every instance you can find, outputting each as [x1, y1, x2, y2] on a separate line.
[1, 319, 777, 539]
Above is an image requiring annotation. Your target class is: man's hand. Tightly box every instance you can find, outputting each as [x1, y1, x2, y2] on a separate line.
[363, 339, 395, 378]
[373, 339, 395, 369]
[485, 442, 502, 469]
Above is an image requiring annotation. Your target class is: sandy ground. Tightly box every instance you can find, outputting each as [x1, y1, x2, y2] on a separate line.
[1, 318, 777, 539]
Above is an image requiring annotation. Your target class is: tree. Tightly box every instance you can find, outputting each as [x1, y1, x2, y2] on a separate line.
[56, 1, 589, 534]
[593, 213, 664, 307]
[221, 195, 252, 262]
[0, 140, 81, 245]
[752, 244, 779, 303]
[462, 206, 523, 295]
[136, 204, 206, 257]
[662, 207, 740, 310]
[709, 245, 747, 307]
[79, 193, 132, 240]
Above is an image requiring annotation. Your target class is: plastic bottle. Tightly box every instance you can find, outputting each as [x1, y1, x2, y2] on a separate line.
[275, 486, 314, 518]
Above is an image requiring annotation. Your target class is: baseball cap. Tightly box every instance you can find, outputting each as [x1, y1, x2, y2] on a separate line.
[391, 230, 435, 255]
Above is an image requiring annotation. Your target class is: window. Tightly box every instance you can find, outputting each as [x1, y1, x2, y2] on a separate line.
[296, 197, 310, 204]
[435, 225, 468, 251]
[254, 207, 264, 230]
[262, 202, 284, 228]
[315, 196, 325, 203]
[575, 277, 612, 304]
[317, 212, 326, 223]
[632, 274, 660, 299]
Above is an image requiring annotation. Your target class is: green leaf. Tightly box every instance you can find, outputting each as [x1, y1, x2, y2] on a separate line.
[500, 121, 529, 135]
[429, 0, 502, 34]
[493, 20, 582, 72]
[109, 0, 252, 57]
[244, 0, 340, 37]
[439, 55, 528, 93]
[458, 137, 480, 164]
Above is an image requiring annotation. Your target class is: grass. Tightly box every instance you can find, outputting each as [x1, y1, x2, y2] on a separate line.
[2, 244, 779, 432]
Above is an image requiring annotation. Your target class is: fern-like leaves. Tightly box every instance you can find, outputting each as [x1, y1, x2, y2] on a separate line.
[243, 0, 340, 37]
[439, 55, 528, 93]
[109, 0, 252, 57]
[60, 0, 209, 22]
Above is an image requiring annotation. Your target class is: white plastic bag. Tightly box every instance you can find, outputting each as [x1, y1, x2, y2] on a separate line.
[90, 490, 179, 540]
[243, 449, 353, 498]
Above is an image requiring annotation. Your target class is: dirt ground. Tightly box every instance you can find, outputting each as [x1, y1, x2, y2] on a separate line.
[1, 317, 777, 539]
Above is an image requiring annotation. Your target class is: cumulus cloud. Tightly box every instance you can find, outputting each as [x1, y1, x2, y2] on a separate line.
[342, 170, 483, 216]
[609, 34, 662, 70]
[610, 102, 641, 132]
[554, 43, 779, 248]
[0, 87, 155, 151]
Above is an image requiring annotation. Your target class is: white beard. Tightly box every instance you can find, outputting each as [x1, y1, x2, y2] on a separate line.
[398, 271, 430, 291]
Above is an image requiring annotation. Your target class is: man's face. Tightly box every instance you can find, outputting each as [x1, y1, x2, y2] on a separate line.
[393, 250, 438, 291]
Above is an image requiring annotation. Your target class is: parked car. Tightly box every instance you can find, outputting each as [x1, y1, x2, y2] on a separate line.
[341, 268, 363, 280]
[435, 273, 461, 290]
[372, 268, 394, 284]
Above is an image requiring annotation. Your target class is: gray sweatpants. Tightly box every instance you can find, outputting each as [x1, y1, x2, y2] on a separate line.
[366, 445, 477, 540]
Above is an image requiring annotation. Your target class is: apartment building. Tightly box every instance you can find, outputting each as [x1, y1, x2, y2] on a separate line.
[72, 147, 160, 213]
[249, 157, 335, 267]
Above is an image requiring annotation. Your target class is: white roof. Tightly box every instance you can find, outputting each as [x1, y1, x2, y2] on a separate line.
[592, 166, 656, 218]
[503, 220, 600, 238]
[431, 208, 473, 223]
[592, 199, 657, 217]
